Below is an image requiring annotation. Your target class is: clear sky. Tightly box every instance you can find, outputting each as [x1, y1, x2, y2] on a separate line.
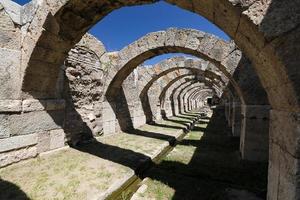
[12, 0, 229, 65]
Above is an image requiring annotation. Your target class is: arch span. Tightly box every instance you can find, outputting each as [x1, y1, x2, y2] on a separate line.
[143, 71, 220, 122]
[22, 0, 299, 110]
[103, 28, 242, 102]
[137, 57, 227, 122]
[19, 1, 300, 198]
[157, 74, 219, 118]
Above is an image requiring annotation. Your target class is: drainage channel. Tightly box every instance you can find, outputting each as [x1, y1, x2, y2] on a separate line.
[106, 113, 202, 200]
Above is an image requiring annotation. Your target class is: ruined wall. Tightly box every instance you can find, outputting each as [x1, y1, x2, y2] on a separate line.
[64, 34, 106, 144]
[0, 1, 66, 167]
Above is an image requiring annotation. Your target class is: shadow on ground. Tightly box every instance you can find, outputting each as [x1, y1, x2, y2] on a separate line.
[73, 111, 197, 175]
[141, 107, 268, 200]
[0, 108, 267, 200]
[0, 179, 30, 200]
[75, 107, 267, 199]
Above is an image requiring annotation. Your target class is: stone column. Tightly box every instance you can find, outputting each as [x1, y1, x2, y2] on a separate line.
[102, 101, 117, 134]
[225, 101, 230, 124]
[228, 100, 233, 127]
[240, 105, 271, 162]
[132, 101, 146, 128]
[231, 101, 242, 137]
[173, 100, 179, 116]
[191, 100, 196, 110]
[165, 100, 173, 117]
[188, 98, 193, 111]
[155, 102, 162, 121]
[267, 110, 300, 200]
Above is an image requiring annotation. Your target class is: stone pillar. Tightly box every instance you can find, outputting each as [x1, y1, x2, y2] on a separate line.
[132, 101, 146, 128]
[267, 110, 300, 200]
[102, 101, 117, 134]
[232, 102, 242, 137]
[180, 96, 185, 114]
[173, 100, 179, 116]
[155, 102, 162, 121]
[191, 100, 195, 110]
[188, 98, 193, 111]
[183, 96, 189, 113]
[240, 105, 270, 162]
[228, 100, 233, 127]
[225, 102, 230, 123]
[165, 100, 173, 117]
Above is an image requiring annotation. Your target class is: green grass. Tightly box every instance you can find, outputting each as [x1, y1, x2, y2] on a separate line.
[146, 179, 174, 200]
[0, 114, 199, 200]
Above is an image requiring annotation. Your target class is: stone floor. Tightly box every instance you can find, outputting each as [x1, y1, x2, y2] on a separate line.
[0, 112, 198, 200]
[131, 109, 268, 200]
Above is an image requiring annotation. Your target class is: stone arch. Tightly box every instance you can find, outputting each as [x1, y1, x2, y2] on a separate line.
[171, 80, 206, 115]
[22, 0, 300, 110]
[137, 56, 227, 122]
[99, 29, 244, 133]
[176, 82, 223, 114]
[103, 28, 242, 103]
[158, 72, 221, 108]
[184, 87, 215, 111]
[138, 57, 227, 100]
[143, 70, 220, 121]
[157, 73, 220, 118]
[190, 89, 214, 104]
[19, 1, 300, 198]
[182, 86, 215, 113]
[188, 89, 214, 110]
[171, 80, 230, 115]
[194, 90, 214, 103]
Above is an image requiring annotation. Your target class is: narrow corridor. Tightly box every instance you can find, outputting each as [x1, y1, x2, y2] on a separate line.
[131, 107, 268, 200]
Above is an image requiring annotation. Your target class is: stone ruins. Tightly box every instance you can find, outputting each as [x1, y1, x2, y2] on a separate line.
[0, 0, 299, 199]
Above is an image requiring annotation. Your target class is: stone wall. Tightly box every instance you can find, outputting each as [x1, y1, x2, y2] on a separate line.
[1, 1, 300, 199]
[64, 34, 106, 144]
[0, 1, 66, 167]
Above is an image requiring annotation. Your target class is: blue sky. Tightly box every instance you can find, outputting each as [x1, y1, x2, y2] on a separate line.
[13, 0, 229, 65]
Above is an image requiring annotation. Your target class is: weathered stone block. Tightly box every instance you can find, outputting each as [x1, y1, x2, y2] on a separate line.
[0, 146, 37, 168]
[0, 133, 37, 153]
[0, 110, 64, 137]
[241, 105, 271, 119]
[174, 29, 188, 47]
[0, 48, 21, 99]
[22, 99, 46, 112]
[198, 34, 218, 57]
[0, 100, 22, 113]
[214, 0, 241, 36]
[185, 30, 205, 50]
[267, 141, 280, 200]
[46, 99, 65, 111]
[49, 129, 65, 150]
[221, 49, 242, 74]
[165, 28, 177, 46]
[191, 0, 214, 19]
[102, 101, 116, 121]
[37, 131, 50, 153]
[240, 105, 270, 162]
[146, 31, 166, 49]
[270, 110, 300, 157]
[103, 120, 116, 135]
[0, 0, 21, 25]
